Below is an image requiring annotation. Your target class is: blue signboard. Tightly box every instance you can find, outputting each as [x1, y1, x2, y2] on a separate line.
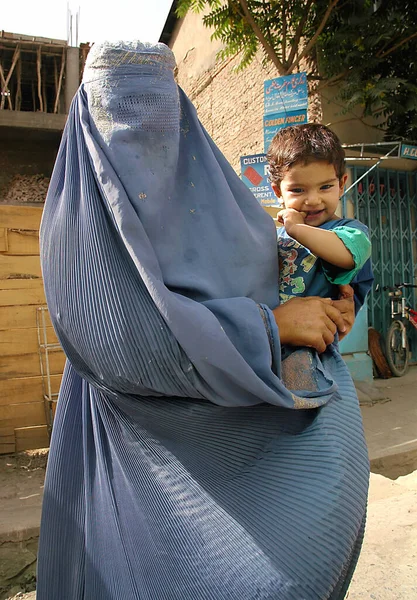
[263, 109, 308, 152]
[264, 72, 308, 115]
[401, 144, 417, 160]
[240, 154, 278, 206]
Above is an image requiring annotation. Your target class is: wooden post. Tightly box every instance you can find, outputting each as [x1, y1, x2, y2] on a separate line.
[15, 55, 22, 111]
[53, 47, 66, 114]
[54, 56, 58, 91]
[0, 45, 20, 110]
[32, 81, 36, 112]
[0, 63, 10, 108]
[0, 62, 13, 110]
[42, 66, 47, 113]
[37, 46, 43, 112]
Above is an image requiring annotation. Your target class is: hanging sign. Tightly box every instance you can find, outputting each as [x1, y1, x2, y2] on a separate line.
[264, 72, 308, 115]
[401, 144, 417, 160]
[263, 109, 308, 152]
[240, 154, 277, 206]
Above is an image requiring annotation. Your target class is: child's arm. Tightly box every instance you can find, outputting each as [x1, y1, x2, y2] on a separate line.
[278, 208, 354, 269]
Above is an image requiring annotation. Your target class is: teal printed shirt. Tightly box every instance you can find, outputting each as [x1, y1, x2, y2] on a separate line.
[278, 218, 372, 305]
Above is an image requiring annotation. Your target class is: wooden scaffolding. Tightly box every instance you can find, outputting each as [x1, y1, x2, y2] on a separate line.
[0, 31, 69, 114]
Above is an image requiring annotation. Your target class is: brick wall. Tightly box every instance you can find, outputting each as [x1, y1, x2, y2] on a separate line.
[176, 52, 278, 174]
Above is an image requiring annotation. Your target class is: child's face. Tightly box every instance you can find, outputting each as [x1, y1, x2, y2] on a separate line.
[271, 160, 348, 227]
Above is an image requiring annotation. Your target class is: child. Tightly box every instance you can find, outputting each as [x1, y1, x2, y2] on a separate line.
[266, 123, 372, 309]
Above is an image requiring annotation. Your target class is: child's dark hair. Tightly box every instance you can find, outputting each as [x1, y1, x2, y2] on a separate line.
[266, 123, 346, 186]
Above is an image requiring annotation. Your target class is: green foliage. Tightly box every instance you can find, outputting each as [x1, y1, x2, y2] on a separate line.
[318, 0, 417, 139]
[175, 0, 328, 74]
[175, 0, 417, 139]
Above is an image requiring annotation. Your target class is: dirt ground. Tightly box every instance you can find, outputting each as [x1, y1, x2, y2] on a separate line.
[0, 451, 47, 505]
[0, 451, 47, 600]
[348, 470, 417, 599]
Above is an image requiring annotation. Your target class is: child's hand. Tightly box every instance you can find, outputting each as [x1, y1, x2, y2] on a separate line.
[276, 208, 306, 233]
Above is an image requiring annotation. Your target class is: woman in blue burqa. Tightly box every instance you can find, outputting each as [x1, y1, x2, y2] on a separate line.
[38, 40, 372, 599]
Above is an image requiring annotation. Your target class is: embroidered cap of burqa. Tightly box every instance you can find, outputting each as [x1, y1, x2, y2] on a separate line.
[38, 40, 369, 600]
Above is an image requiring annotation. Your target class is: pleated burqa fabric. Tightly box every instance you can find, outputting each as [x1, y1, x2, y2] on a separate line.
[37, 41, 369, 600]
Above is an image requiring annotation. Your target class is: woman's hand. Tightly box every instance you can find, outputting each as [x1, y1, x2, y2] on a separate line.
[272, 296, 346, 353]
[333, 284, 355, 340]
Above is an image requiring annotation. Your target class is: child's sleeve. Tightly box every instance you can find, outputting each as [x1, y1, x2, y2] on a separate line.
[322, 225, 371, 285]
[350, 258, 374, 314]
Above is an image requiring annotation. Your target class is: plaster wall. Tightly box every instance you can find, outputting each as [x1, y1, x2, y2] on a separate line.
[170, 10, 222, 84]
[66, 47, 81, 113]
[320, 85, 385, 145]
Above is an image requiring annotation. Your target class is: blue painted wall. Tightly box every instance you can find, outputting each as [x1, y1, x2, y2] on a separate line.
[340, 301, 373, 382]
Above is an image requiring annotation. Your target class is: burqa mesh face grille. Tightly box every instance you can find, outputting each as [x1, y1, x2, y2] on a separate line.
[116, 93, 180, 132]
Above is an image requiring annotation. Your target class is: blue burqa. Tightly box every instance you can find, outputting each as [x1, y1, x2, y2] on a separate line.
[38, 41, 369, 599]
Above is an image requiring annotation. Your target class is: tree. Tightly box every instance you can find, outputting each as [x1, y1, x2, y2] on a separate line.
[176, 0, 417, 140]
[318, 1, 417, 140]
[176, 0, 339, 75]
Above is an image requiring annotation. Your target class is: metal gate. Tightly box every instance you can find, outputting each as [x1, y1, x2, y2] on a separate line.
[348, 166, 417, 359]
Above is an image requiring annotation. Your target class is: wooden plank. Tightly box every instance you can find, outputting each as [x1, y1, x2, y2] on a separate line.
[15, 425, 49, 452]
[0, 285, 46, 307]
[0, 305, 52, 329]
[0, 278, 44, 290]
[0, 279, 46, 307]
[0, 374, 62, 405]
[0, 326, 59, 357]
[0, 426, 14, 437]
[0, 351, 65, 379]
[0, 206, 42, 230]
[5, 229, 39, 255]
[0, 435, 15, 445]
[0, 401, 47, 428]
[0, 228, 7, 252]
[0, 440, 15, 454]
[0, 255, 42, 279]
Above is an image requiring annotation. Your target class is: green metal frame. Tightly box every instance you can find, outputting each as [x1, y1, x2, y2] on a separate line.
[347, 166, 417, 359]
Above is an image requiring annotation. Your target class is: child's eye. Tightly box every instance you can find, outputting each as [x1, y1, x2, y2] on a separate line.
[289, 188, 303, 194]
[321, 184, 334, 190]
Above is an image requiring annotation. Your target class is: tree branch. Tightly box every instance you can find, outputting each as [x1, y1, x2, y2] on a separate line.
[377, 31, 417, 60]
[282, 0, 287, 64]
[321, 90, 386, 132]
[325, 114, 386, 132]
[237, 0, 287, 74]
[262, 0, 274, 52]
[285, 0, 314, 71]
[286, 0, 340, 73]
[314, 67, 351, 93]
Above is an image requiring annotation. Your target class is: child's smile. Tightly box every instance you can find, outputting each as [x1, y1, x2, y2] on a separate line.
[304, 208, 327, 224]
